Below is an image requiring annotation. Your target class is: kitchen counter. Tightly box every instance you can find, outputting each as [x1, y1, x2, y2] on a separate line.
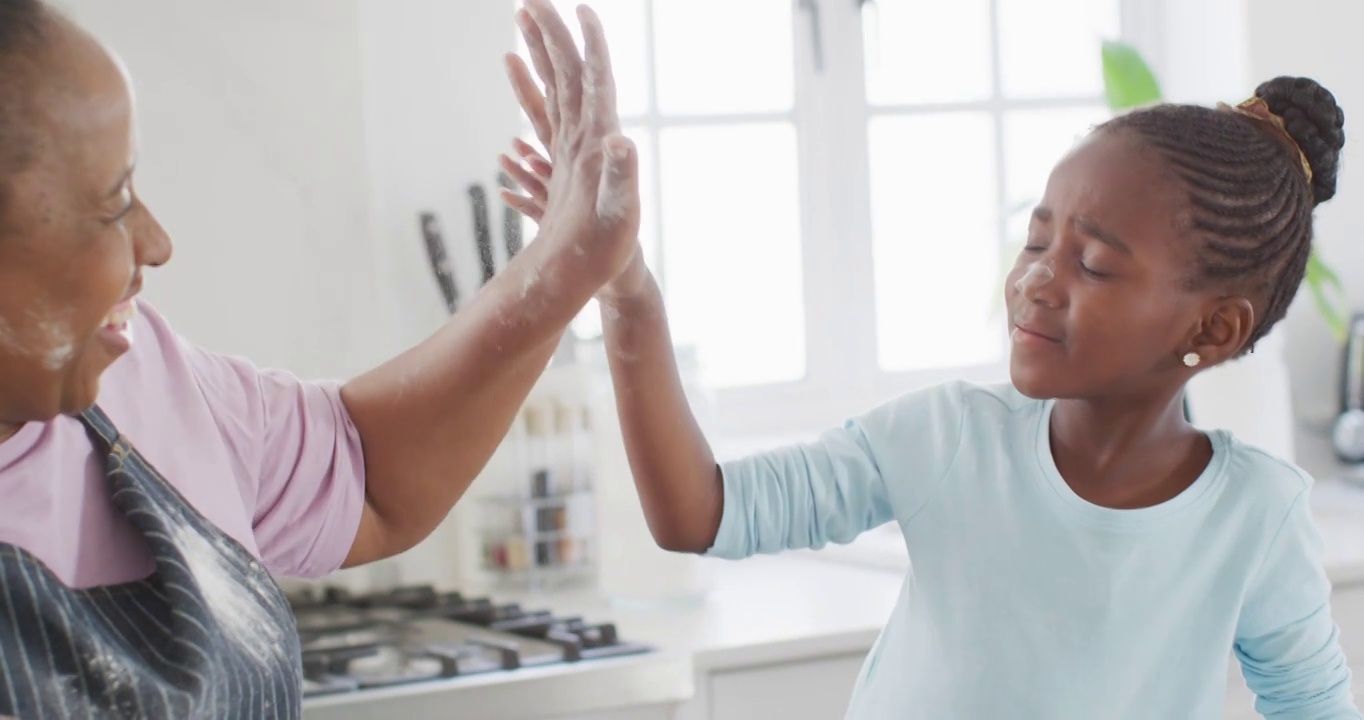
[302, 649, 694, 720]
[504, 554, 903, 674]
[1290, 427, 1364, 587]
[1306, 478, 1364, 586]
[299, 491, 1364, 720]
[781, 481, 1364, 590]
[304, 428, 1364, 720]
[802, 432, 1364, 589]
[301, 555, 904, 720]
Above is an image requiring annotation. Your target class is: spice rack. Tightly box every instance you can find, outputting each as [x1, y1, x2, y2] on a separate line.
[478, 401, 598, 590]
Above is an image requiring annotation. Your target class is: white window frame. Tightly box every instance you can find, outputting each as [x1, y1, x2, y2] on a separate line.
[566, 0, 1164, 442]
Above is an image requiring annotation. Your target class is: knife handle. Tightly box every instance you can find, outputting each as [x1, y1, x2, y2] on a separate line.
[419, 212, 460, 314]
[498, 171, 525, 258]
[469, 185, 497, 285]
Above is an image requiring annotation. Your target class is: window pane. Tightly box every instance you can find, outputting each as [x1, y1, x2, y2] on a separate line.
[520, 126, 658, 340]
[659, 123, 805, 388]
[1002, 107, 1109, 247]
[997, 0, 1120, 99]
[869, 113, 1001, 372]
[863, 0, 992, 106]
[653, 0, 794, 115]
[516, 0, 650, 117]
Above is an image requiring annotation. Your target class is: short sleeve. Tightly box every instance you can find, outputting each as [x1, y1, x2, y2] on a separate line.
[707, 381, 966, 560]
[1235, 490, 1358, 718]
[182, 343, 367, 579]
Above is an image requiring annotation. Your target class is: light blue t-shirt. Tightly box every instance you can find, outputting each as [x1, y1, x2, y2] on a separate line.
[708, 381, 1357, 719]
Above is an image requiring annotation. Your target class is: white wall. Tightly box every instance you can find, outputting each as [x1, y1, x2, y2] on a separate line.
[60, 0, 522, 383]
[1136, 0, 1364, 436]
[60, 0, 391, 380]
[57, 0, 1364, 589]
[351, 0, 522, 591]
[1243, 0, 1364, 425]
[358, 0, 521, 356]
[1139, 0, 1252, 104]
[65, 0, 1363, 428]
[58, 0, 523, 590]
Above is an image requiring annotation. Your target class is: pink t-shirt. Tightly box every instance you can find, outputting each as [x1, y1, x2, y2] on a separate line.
[0, 303, 368, 589]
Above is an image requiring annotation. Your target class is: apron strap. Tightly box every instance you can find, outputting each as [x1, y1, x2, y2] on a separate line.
[0, 404, 307, 719]
[78, 404, 121, 448]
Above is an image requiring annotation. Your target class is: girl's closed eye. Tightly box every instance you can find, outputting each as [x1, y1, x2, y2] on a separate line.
[1079, 259, 1111, 279]
[1078, 245, 1124, 279]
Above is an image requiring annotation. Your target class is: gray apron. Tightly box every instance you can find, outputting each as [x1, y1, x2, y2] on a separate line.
[0, 405, 304, 719]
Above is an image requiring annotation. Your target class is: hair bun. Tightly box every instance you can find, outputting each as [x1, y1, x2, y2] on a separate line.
[1254, 76, 1345, 205]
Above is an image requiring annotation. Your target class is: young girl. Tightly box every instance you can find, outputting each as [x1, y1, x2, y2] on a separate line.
[502, 20, 1353, 717]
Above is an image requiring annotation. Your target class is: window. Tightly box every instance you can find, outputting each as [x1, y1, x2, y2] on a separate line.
[519, 0, 1148, 438]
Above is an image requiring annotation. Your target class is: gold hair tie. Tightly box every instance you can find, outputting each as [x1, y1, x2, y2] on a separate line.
[1217, 97, 1314, 184]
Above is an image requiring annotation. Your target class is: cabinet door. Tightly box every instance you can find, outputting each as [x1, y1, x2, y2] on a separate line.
[709, 654, 867, 720]
[1332, 582, 1364, 663]
[547, 706, 678, 720]
[1224, 664, 1255, 719]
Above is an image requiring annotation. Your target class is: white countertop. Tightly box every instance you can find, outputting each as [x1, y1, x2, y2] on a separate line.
[302, 649, 695, 720]
[301, 555, 904, 720]
[506, 554, 903, 673]
[804, 426, 1364, 589]
[304, 427, 1364, 719]
[1289, 428, 1364, 586]
[1304, 478, 1364, 586]
[494, 463, 1364, 671]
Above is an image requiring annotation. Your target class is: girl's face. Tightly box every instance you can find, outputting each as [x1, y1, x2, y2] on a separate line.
[1005, 129, 1225, 402]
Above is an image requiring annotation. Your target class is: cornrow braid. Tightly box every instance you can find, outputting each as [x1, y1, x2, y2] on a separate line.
[1098, 76, 1345, 354]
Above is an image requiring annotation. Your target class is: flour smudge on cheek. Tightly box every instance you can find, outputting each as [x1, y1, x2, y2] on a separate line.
[0, 316, 23, 357]
[0, 309, 77, 371]
[35, 318, 76, 371]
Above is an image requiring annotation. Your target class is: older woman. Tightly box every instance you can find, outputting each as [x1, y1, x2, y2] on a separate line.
[0, 0, 637, 716]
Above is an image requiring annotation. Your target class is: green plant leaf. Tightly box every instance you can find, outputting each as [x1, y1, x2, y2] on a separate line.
[1305, 249, 1350, 343]
[1101, 40, 1163, 110]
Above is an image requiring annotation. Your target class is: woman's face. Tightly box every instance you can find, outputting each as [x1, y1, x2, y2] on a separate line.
[0, 14, 171, 431]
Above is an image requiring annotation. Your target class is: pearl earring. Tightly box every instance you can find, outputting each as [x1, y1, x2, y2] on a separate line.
[1182, 352, 1201, 368]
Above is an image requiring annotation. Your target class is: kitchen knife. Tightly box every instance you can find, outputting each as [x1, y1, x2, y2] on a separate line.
[419, 212, 460, 314]
[498, 171, 524, 259]
[469, 184, 497, 286]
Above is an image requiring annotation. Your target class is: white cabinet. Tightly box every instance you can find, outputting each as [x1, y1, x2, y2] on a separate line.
[707, 654, 866, 720]
[547, 706, 679, 720]
[1224, 669, 1257, 719]
[683, 581, 1364, 720]
[1331, 582, 1364, 663]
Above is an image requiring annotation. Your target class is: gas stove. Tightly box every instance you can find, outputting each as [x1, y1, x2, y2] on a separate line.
[288, 584, 652, 698]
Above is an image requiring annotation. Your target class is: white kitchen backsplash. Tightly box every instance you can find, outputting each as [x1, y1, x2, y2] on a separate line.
[587, 341, 718, 606]
[1187, 324, 1297, 462]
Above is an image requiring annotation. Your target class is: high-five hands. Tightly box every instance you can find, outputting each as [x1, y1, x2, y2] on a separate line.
[501, 1, 649, 302]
